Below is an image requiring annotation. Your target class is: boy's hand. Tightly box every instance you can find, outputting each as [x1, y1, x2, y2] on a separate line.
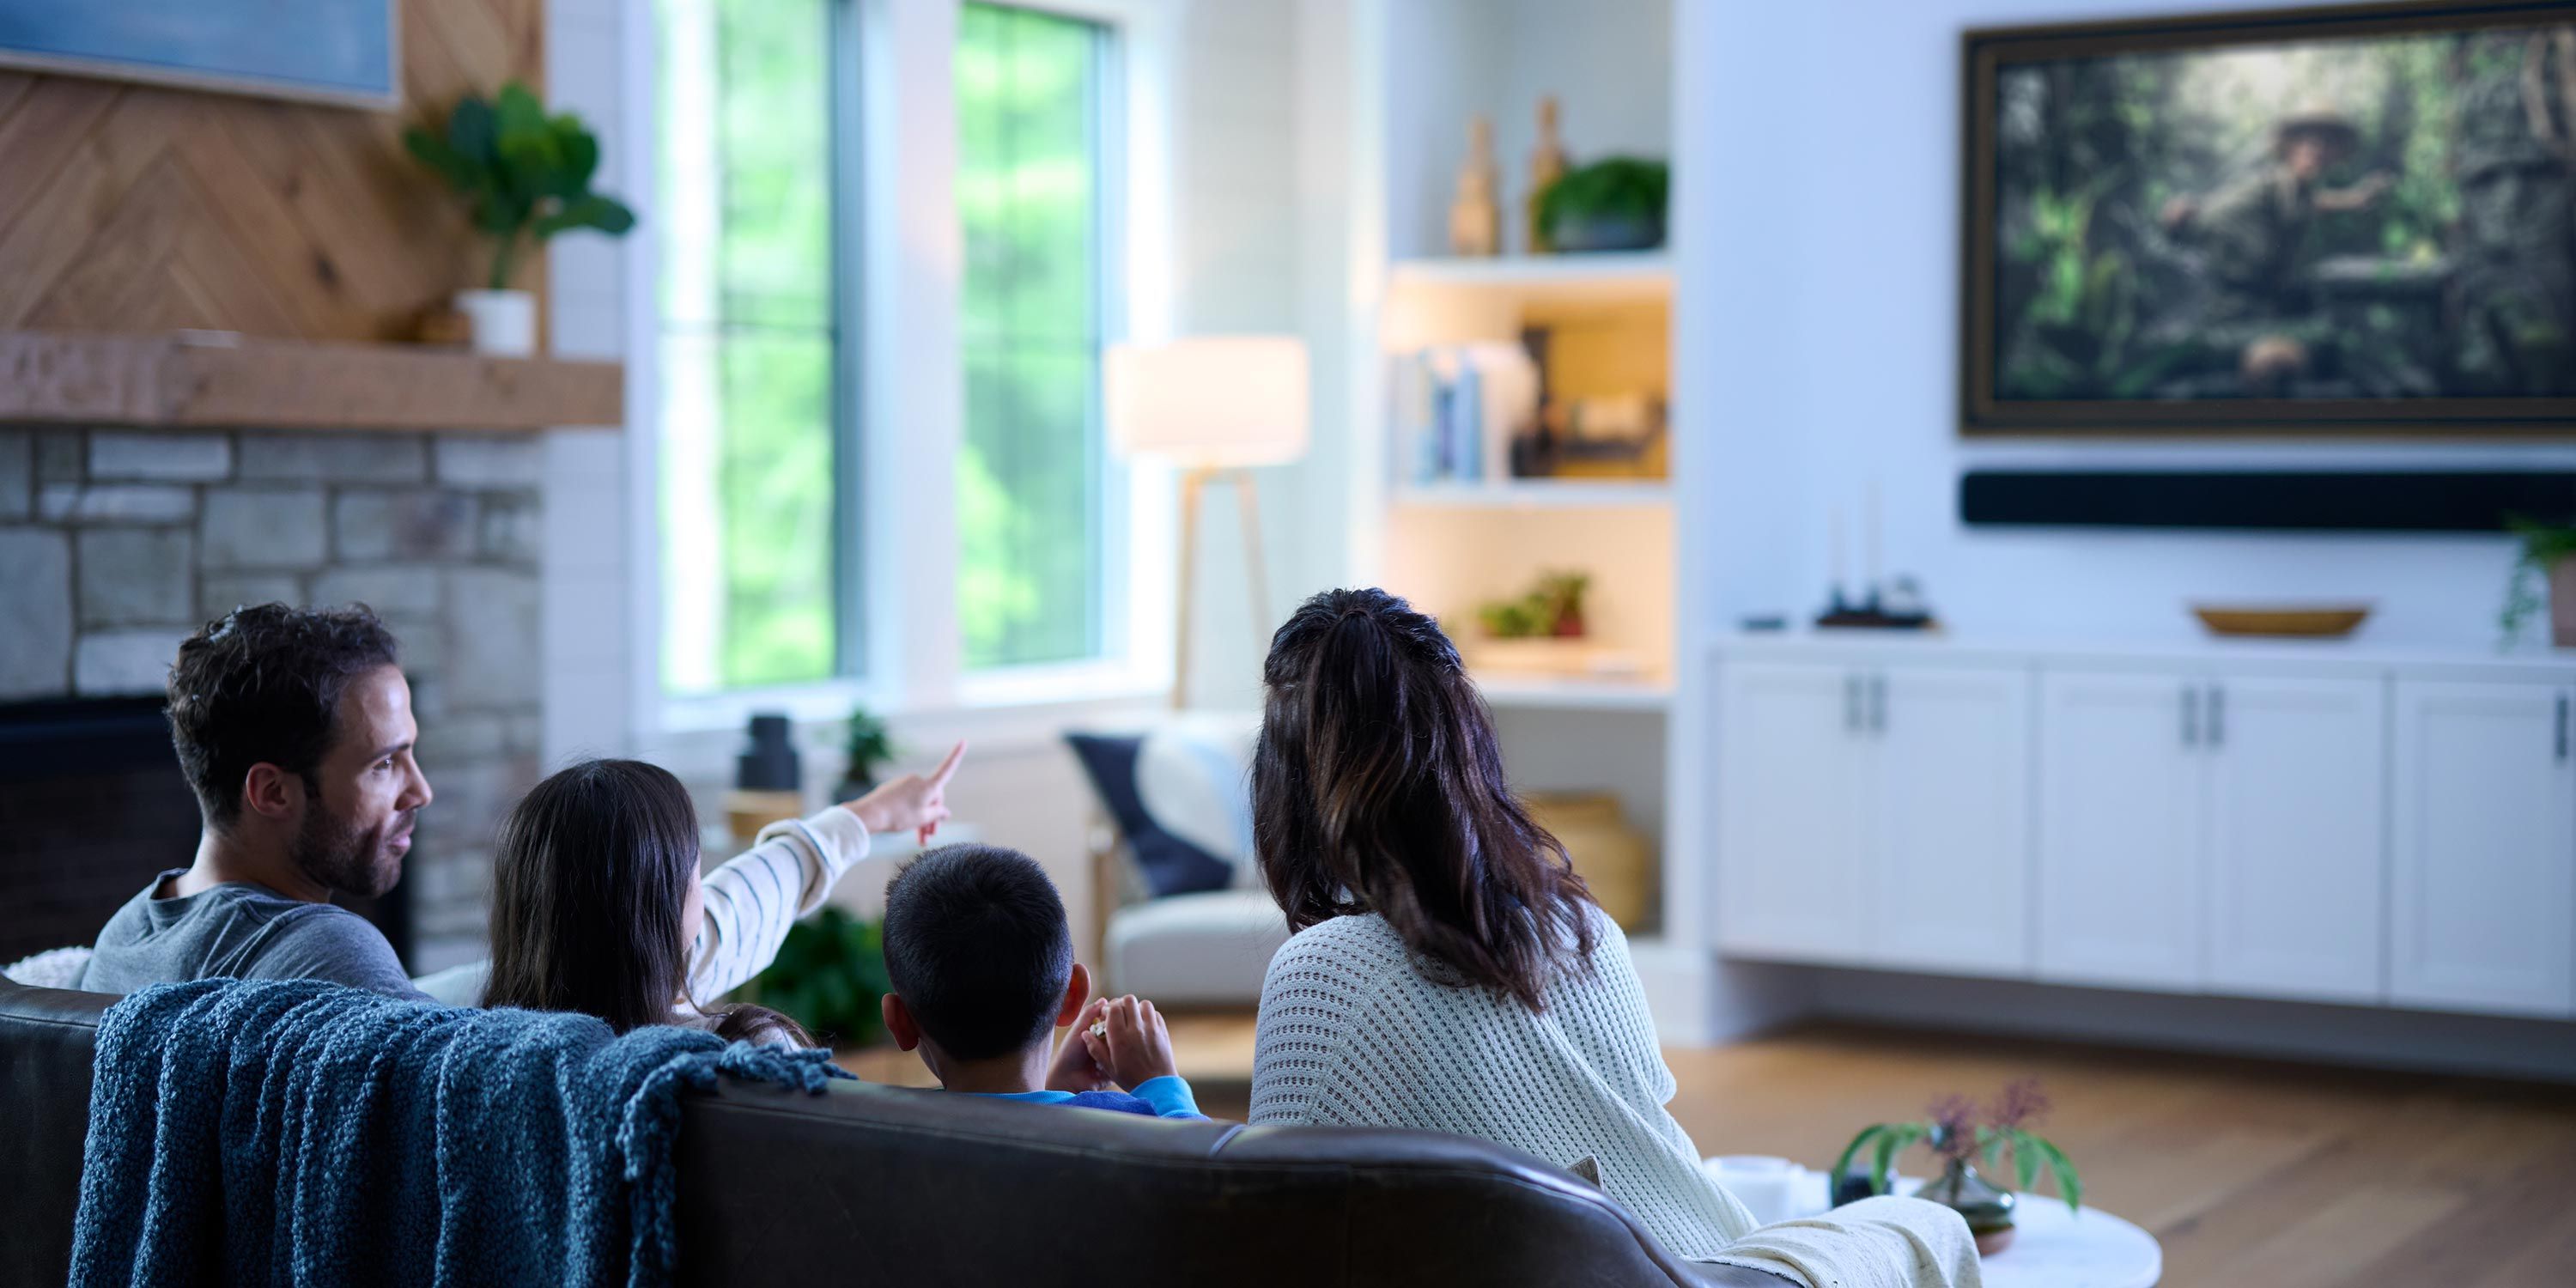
[845, 740, 966, 844]
[1079, 995, 1178, 1091]
[1044, 996, 1115, 1093]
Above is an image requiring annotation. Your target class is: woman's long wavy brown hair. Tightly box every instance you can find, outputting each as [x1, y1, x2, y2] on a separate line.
[1252, 587, 1595, 1011]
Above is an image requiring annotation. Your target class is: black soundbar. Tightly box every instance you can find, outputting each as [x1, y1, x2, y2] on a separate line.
[1959, 471, 2576, 532]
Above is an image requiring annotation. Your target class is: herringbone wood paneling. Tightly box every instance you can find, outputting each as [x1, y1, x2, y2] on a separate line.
[0, 0, 544, 343]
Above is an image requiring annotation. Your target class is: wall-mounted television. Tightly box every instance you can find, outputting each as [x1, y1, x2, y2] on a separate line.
[1962, 0, 2576, 436]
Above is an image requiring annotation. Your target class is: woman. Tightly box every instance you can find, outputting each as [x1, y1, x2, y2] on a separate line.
[1247, 590, 1973, 1287]
[471, 745, 962, 1045]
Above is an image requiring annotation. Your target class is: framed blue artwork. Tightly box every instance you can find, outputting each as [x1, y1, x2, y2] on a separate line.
[0, 1, 398, 110]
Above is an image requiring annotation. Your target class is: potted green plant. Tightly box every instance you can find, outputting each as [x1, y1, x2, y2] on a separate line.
[835, 706, 896, 804]
[404, 81, 635, 355]
[1831, 1078, 2081, 1257]
[2501, 516, 2576, 648]
[734, 906, 892, 1048]
[1535, 156, 1668, 253]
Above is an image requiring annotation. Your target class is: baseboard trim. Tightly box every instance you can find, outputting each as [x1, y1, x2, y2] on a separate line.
[1636, 945, 1814, 1048]
[1802, 967, 2576, 1083]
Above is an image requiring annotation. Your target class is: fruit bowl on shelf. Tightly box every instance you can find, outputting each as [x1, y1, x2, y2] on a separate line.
[2190, 602, 2373, 639]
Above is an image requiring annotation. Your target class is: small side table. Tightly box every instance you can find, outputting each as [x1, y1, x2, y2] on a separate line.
[1971, 1200, 2161, 1288]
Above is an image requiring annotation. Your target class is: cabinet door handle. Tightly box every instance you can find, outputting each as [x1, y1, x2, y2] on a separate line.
[2181, 684, 2199, 748]
[1869, 673, 1887, 735]
[2558, 693, 2569, 762]
[1844, 672, 1862, 734]
[2208, 683, 2226, 750]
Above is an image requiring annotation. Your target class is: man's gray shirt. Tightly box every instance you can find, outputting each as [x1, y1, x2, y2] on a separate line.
[76, 869, 428, 999]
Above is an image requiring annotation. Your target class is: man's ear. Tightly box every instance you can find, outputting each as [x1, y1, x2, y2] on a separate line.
[1054, 962, 1091, 1028]
[882, 992, 921, 1052]
[238, 763, 305, 824]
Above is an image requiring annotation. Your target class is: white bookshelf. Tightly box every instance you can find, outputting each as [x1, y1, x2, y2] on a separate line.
[1348, 0, 1684, 946]
[1390, 251, 1673, 296]
[1473, 671, 1674, 712]
[1394, 479, 1672, 509]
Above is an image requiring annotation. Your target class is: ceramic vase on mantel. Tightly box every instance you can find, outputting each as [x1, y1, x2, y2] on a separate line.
[454, 288, 537, 356]
[1926, 1159, 2018, 1257]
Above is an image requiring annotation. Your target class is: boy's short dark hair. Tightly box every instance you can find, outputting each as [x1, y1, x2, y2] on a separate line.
[880, 844, 1072, 1061]
[166, 604, 401, 825]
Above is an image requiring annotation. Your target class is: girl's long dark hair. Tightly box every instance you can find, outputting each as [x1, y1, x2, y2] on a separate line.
[1252, 587, 1595, 1011]
[482, 757, 808, 1046]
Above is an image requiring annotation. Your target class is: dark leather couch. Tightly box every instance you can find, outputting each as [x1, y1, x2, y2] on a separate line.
[3, 978, 1772, 1286]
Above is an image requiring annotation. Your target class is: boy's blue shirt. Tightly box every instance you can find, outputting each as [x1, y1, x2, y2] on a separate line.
[983, 1074, 1204, 1119]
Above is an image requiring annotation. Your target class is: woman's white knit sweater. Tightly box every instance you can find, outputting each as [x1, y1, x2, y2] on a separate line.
[1251, 908, 1978, 1288]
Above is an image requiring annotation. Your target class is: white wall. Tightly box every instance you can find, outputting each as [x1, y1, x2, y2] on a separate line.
[1680, 0, 2576, 650]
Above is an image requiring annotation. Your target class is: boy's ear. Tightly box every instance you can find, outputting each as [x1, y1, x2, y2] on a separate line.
[882, 992, 921, 1052]
[1054, 962, 1091, 1028]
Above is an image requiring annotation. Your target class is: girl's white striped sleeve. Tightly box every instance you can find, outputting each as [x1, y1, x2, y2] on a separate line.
[687, 805, 874, 1002]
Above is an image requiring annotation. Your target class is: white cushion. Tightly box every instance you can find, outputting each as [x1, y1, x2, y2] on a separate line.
[1104, 887, 1290, 1005]
[1133, 711, 1261, 884]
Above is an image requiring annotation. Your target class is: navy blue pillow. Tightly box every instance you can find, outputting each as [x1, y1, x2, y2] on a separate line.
[1064, 732, 1235, 898]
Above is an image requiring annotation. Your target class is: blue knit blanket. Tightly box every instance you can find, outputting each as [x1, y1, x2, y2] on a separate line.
[70, 979, 847, 1288]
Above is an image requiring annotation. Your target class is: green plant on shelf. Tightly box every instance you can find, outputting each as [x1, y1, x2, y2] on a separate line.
[403, 81, 636, 290]
[1476, 570, 1590, 639]
[733, 906, 890, 1048]
[1535, 157, 1668, 252]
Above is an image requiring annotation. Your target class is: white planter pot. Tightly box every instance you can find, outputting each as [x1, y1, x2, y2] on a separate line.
[453, 289, 537, 356]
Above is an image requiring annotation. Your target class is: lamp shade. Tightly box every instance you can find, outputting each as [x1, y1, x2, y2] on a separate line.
[1104, 336, 1309, 467]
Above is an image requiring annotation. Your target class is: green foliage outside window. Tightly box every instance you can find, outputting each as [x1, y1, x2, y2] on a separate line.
[659, 0, 838, 692]
[957, 3, 1108, 670]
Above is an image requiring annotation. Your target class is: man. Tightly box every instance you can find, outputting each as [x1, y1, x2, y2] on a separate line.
[78, 605, 434, 998]
[2160, 106, 2393, 318]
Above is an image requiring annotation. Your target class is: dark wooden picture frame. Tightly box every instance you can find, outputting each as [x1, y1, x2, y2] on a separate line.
[1961, 0, 2576, 437]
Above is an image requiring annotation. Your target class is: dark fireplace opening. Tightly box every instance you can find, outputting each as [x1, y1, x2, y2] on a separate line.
[0, 697, 410, 970]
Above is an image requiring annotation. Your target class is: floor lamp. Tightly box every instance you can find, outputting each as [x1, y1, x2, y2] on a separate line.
[1105, 336, 1310, 709]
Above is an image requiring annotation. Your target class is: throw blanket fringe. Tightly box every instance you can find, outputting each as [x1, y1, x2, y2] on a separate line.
[72, 979, 844, 1288]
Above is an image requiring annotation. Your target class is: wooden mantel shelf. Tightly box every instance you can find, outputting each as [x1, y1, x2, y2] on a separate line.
[0, 330, 622, 432]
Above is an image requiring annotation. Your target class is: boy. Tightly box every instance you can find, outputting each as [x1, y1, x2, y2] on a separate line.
[879, 844, 1203, 1119]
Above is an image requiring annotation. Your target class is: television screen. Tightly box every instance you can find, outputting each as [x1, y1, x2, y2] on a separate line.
[1963, 2, 2576, 434]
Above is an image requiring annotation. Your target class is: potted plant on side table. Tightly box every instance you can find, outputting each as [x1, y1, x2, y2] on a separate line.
[404, 82, 635, 355]
[1831, 1078, 2082, 1257]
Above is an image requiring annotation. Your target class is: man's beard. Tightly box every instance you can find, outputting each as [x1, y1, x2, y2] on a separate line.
[291, 799, 411, 899]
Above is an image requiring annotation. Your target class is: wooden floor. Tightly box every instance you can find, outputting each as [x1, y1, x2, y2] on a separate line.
[849, 1017, 2576, 1285]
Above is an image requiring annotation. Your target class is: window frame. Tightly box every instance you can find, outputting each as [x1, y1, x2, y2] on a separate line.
[645, 0, 1176, 739]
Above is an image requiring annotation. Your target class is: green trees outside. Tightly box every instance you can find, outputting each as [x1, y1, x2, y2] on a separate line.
[957, 3, 1106, 670]
[658, 0, 1109, 691]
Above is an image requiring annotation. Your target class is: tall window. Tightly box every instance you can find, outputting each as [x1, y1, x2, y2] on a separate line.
[658, 0, 842, 693]
[956, 3, 1112, 671]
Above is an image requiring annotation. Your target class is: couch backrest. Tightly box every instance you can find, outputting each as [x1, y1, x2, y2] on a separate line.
[2, 979, 1725, 1287]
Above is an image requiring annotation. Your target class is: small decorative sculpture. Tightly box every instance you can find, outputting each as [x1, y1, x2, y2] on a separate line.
[1526, 95, 1570, 254]
[1449, 114, 1502, 257]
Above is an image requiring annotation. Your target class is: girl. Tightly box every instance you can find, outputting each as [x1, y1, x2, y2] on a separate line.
[465, 744, 963, 1045]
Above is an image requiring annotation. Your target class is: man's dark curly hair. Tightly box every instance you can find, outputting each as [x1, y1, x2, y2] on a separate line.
[166, 604, 402, 826]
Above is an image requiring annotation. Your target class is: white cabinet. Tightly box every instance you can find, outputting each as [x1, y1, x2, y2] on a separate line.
[2037, 669, 2387, 1000]
[2036, 671, 2206, 990]
[1712, 638, 2575, 1027]
[1873, 665, 2031, 975]
[2202, 676, 2387, 1005]
[2389, 680, 2576, 1017]
[1714, 661, 1867, 960]
[1715, 659, 2031, 975]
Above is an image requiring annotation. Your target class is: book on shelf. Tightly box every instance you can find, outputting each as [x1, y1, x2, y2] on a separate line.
[1394, 343, 1534, 487]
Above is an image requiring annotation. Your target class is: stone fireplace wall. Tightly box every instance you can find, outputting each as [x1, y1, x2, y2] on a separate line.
[0, 426, 544, 974]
